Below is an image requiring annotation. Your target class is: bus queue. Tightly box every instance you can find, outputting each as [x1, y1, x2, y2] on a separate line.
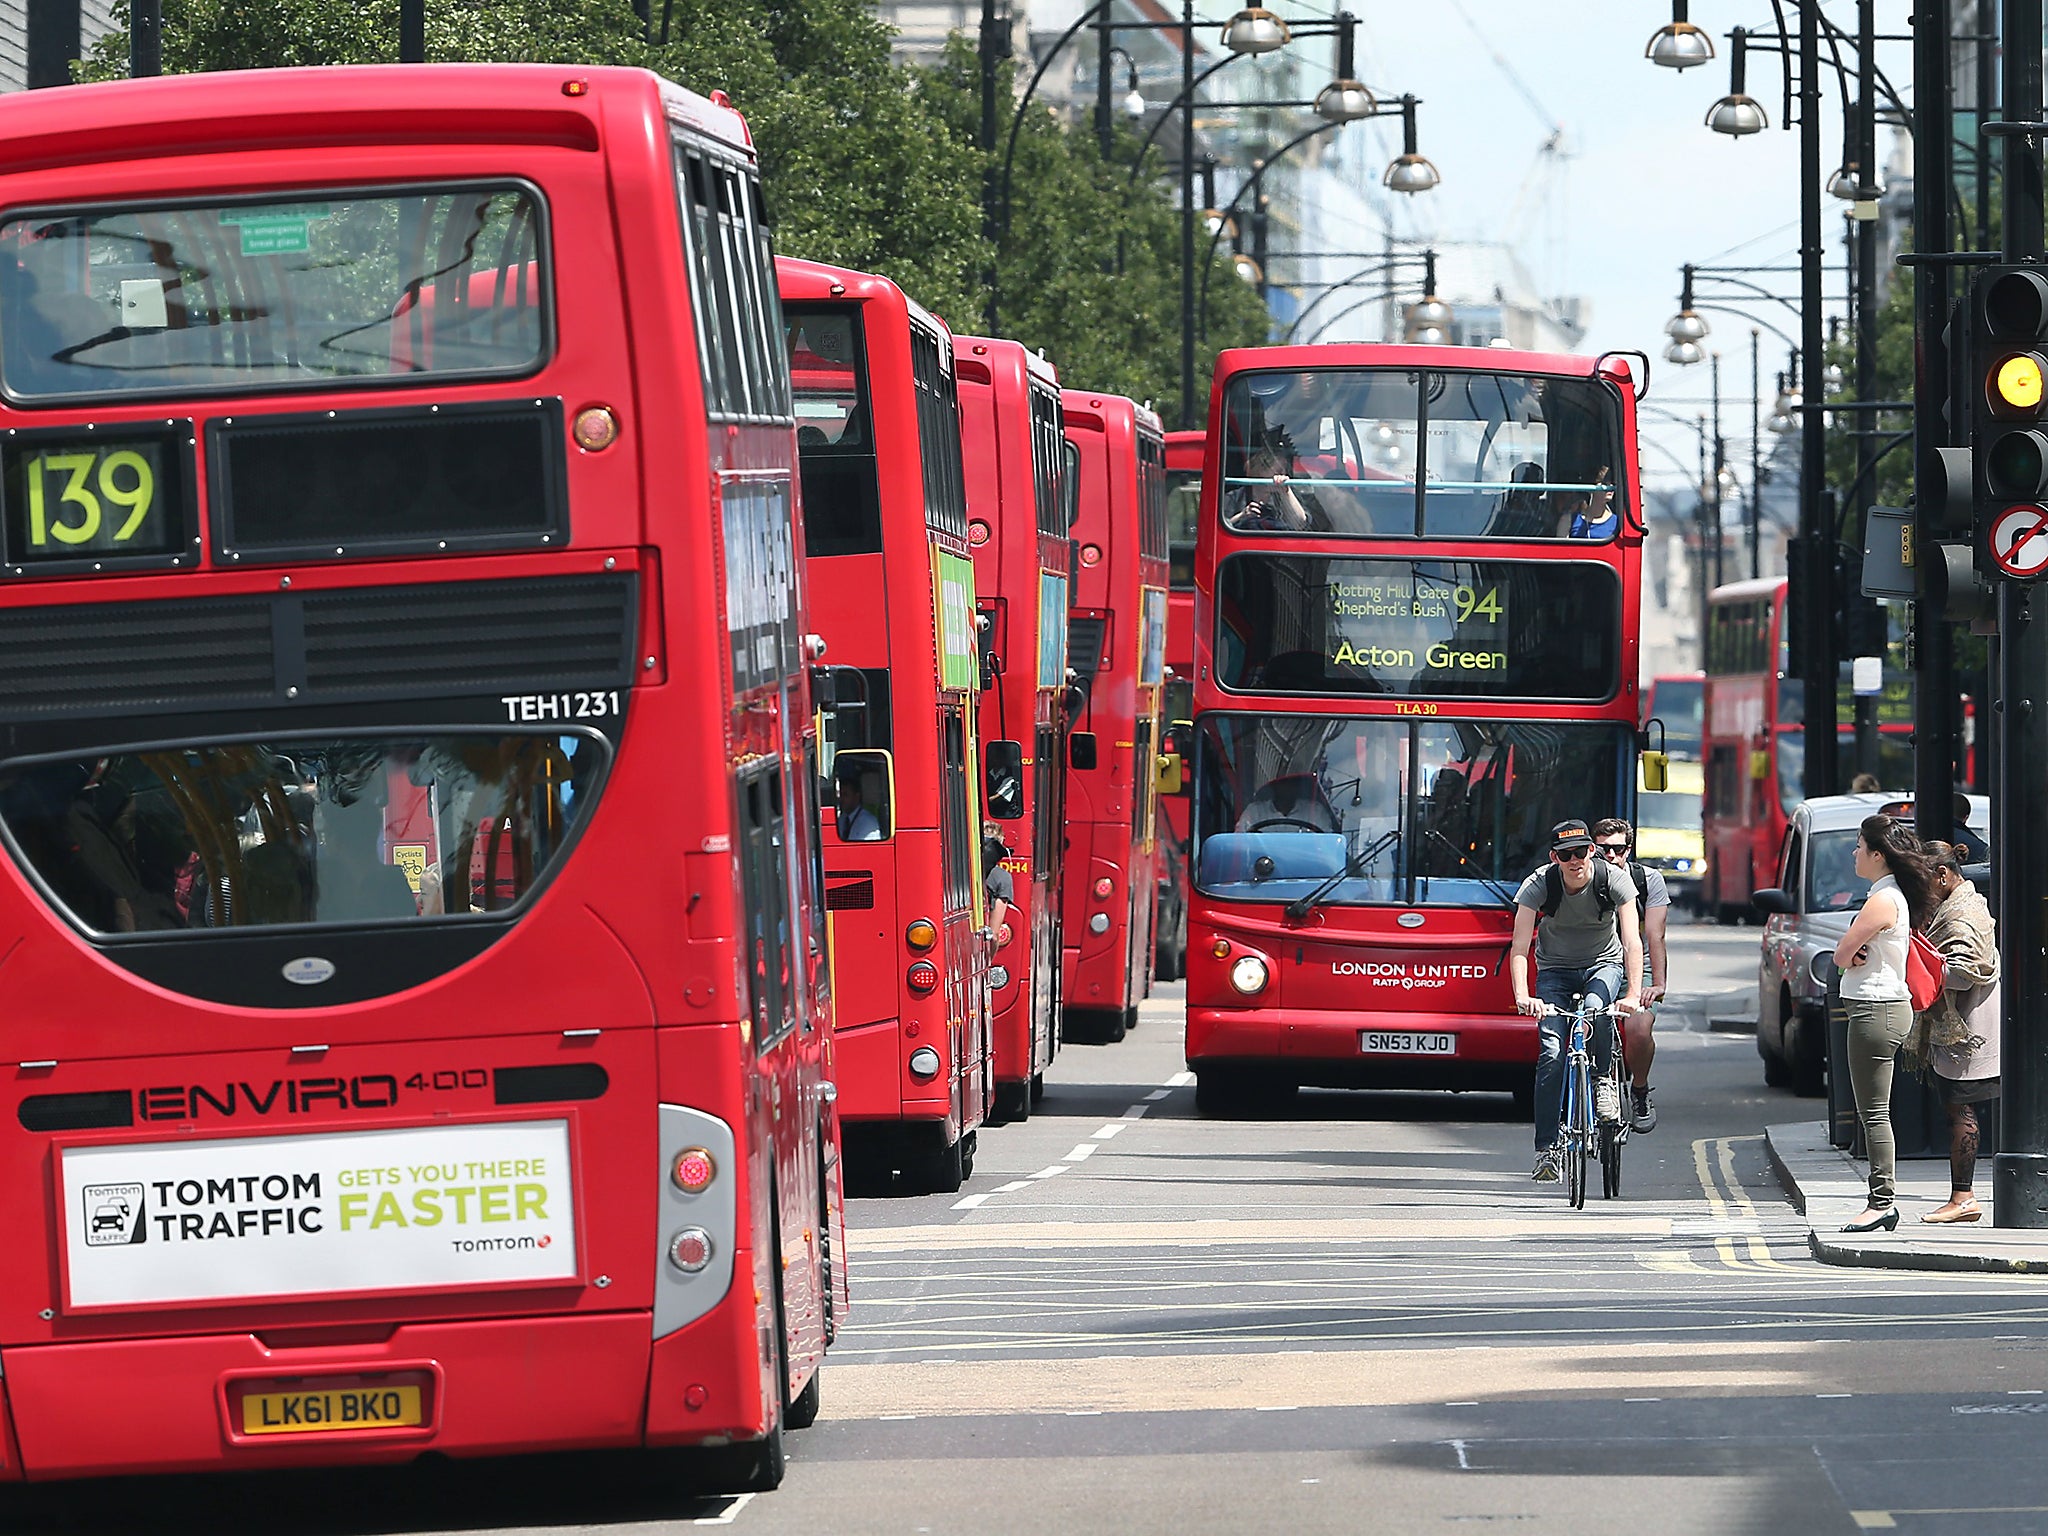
[0, 59, 1669, 1502]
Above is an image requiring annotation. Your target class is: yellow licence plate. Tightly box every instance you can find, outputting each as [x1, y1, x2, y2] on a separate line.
[240, 1384, 424, 1436]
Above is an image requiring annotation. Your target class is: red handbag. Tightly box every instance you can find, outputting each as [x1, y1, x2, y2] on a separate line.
[1906, 929, 1947, 1012]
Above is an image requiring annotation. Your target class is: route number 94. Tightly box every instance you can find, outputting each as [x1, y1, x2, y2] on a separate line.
[24, 449, 157, 551]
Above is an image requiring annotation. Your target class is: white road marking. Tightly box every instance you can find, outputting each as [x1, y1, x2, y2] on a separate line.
[1029, 1165, 1069, 1180]
[996, 1180, 1032, 1193]
[693, 1493, 755, 1526]
[1145, 1089, 1171, 1101]
[1168, 1071, 1194, 1087]
[1093, 1124, 1127, 1139]
[1122, 1104, 1153, 1119]
[951, 1192, 996, 1210]
[1065, 1143, 1099, 1162]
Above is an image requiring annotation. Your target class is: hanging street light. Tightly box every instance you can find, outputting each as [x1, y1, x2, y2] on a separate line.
[1705, 27, 1767, 136]
[1645, 0, 1715, 70]
[1220, 5, 1290, 56]
[1403, 251, 1453, 343]
[1315, 13, 1376, 124]
[1666, 338, 1705, 366]
[1383, 94, 1440, 194]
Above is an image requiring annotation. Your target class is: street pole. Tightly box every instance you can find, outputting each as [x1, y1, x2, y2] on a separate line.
[1993, 0, 2048, 1229]
[1797, 0, 1838, 798]
[1750, 328, 1762, 580]
[1251, 194, 1269, 307]
[1912, 0, 1956, 842]
[1697, 414, 1712, 657]
[1097, 15, 1115, 160]
[1853, 2, 1881, 784]
[130, 0, 160, 76]
[1711, 351, 1726, 593]
[1179, 0, 1198, 430]
[980, 0, 1005, 333]
[400, 0, 424, 63]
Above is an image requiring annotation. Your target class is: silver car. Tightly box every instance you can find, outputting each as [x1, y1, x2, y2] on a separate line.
[1750, 792, 1988, 1095]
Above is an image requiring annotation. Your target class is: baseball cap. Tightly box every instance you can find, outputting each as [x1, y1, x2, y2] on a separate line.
[1550, 819, 1593, 851]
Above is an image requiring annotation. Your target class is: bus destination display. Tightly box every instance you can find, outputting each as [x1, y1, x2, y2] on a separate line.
[2, 430, 185, 566]
[1215, 554, 1619, 701]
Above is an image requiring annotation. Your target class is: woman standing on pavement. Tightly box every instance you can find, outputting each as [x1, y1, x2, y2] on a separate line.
[1913, 843, 2001, 1224]
[1832, 814, 1939, 1234]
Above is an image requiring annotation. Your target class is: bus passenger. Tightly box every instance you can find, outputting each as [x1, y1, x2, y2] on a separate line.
[1224, 436, 1322, 532]
[1509, 818, 1643, 1183]
[1557, 465, 1617, 539]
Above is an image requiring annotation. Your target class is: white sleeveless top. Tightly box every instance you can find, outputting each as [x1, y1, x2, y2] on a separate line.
[1841, 874, 1911, 1002]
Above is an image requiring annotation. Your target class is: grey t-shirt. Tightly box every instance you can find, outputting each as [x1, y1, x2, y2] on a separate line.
[1516, 860, 1638, 969]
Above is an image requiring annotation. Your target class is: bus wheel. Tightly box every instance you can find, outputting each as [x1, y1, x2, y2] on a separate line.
[993, 1080, 1032, 1124]
[1031, 1071, 1047, 1106]
[785, 1365, 821, 1431]
[919, 1132, 966, 1194]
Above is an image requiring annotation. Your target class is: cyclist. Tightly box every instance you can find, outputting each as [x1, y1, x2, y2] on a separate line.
[1509, 818, 1644, 1182]
[1591, 817, 1668, 1133]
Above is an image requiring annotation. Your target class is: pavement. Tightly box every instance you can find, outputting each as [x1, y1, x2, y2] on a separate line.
[1768, 1118, 2048, 1273]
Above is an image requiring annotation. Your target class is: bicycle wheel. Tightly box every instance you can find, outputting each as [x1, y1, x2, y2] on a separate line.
[1565, 1055, 1592, 1210]
[1600, 1124, 1621, 1198]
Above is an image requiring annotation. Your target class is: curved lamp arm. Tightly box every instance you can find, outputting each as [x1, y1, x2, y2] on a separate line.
[1196, 117, 1349, 339]
[1279, 256, 1427, 342]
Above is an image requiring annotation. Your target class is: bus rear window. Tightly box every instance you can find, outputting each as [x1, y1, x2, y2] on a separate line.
[0, 185, 547, 401]
[0, 734, 600, 937]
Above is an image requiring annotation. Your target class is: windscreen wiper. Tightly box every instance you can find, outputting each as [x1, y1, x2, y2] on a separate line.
[1425, 829, 1519, 909]
[1284, 828, 1400, 922]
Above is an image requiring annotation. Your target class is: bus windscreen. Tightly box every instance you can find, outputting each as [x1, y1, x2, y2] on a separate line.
[1214, 555, 1619, 700]
[0, 186, 547, 401]
[1193, 713, 1630, 908]
[1219, 368, 1627, 539]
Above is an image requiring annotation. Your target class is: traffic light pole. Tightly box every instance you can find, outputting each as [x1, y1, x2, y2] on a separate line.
[1797, 0, 1838, 799]
[1993, 0, 2048, 1229]
[1910, 0, 1955, 845]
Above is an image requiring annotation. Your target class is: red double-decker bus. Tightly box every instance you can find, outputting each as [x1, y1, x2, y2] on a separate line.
[0, 66, 841, 1491]
[782, 259, 993, 1191]
[1061, 390, 1169, 1041]
[1186, 346, 1646, 1114]
[1699, 576, 1916, 920]
[1154, 428, 1204, 981]
[956, 334, 1070, 1121]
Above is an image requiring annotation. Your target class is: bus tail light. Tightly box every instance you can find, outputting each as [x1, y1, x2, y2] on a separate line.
[1229, 956, 1270, 995]
[655, 1106, 737, 1342]
[906, 960, 940, 994]
[668, 1228, 714, 1273]
[997, 923, 1014, 947]
[671, 1147, 717, 1194]
[1211, 939, 1232, 958]
[906, 918, 939, 951]
[908, 1047, 942, 1080]
[573, 405, 620, 450]
[1092, 876, 1114, 899]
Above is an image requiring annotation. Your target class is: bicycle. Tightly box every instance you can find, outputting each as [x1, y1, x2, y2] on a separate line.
[1544, 994, 1629, 1209]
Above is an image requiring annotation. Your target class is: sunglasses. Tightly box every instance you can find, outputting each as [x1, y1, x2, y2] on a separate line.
[1554, 848, 1590, 862]
[1595, 842, 1630, 857]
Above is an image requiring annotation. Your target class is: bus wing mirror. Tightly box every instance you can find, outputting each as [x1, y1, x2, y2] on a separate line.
[984, 739, 1024, 819]
[832, 748, 894, 842]
[1069, 731, 1098, 772]
[1747, 749, 1770, 782]
[1154, 752, 1185, 796]
[1639, 750, 1668, 794]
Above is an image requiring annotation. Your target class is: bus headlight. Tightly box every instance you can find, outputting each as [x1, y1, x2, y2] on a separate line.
[1229, 955, 1269, 995]
[908, 1046, 942, 1080]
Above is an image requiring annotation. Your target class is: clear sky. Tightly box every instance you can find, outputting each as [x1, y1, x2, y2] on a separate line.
[1346, 0, 1908, 495]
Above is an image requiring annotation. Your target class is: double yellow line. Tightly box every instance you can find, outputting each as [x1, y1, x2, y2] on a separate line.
[1692, 1135, 1797, 1271]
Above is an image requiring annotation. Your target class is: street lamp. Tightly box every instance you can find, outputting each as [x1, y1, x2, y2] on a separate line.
[1402, 252, 1453, 343]
[1315, 13, 1375, 124]
[1666, 339, 1705, 366]
[1220, 5, 1290, 55]
[1644, 0, 1715, 70]
[1383, 95, 1441, 194]
[1705, 27, 1768, 136]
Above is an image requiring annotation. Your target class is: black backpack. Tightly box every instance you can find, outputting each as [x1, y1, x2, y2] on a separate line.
[1538, 858, 1648, 924]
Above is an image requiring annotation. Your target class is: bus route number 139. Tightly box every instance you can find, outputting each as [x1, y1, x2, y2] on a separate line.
[22, 448, 163, 555]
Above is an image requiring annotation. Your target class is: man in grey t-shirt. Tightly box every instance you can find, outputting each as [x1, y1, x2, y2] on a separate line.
[1509, 819, 1644, 1182]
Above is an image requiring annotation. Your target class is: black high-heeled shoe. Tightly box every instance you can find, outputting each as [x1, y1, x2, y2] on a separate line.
[1840, 1208, 1900, 1233]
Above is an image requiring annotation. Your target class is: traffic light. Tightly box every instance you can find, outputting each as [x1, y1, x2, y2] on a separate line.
[1974, 264, 2048, 583]
[1921, 295, 1988, 621]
